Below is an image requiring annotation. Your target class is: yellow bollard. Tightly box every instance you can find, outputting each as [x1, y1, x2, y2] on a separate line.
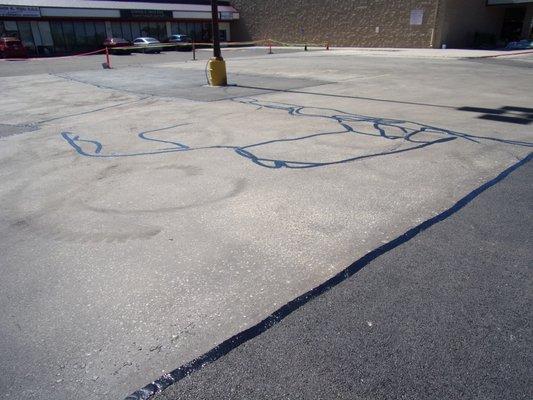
[207, 57, 227, 86]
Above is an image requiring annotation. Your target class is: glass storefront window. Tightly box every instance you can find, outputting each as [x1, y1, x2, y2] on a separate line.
[146, 22, 159, 40]
[37, 21, 54, 55]
[30, 21, 42, 49]
[50, 21, 65, 53]
[3, 20, 18, 36]
[73, 22, 87, 50]
[140, 22, 150, 37]
[148, 21, 157, 37]
[120, 22, 133, 41]
[171, 22, 183, 35]
[111, 21, 122, 38]
[130, 22, 141, 39]
[94, 21, 106, 45]
[84, 22, 97, 47]
[203, 22, 212, 41]
[171, 22, 211, 41]
[17, 21, 36, 54]
[0, 19, 218, 55]
[157, 22, 166, 40]
[133, 21, 166, 41]
[61, 21, 75, 52]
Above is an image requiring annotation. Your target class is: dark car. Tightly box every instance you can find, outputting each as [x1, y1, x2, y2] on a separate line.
[103, 37, 133, 55]
[0, 37, 27, 59]
[165, 34, 192, 51]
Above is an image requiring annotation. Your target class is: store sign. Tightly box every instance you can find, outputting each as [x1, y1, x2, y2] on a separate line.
[220, 12, 233, 20]
[0, 6, 41, 18]
[121, 9, 172, 20]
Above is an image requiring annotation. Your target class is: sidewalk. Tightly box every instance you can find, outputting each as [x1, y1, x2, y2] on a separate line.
[262, 46, 533, 59]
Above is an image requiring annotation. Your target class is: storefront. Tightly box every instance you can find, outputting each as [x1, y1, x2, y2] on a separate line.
[489, 0, 533, 42]
[0, 0, 239, 56]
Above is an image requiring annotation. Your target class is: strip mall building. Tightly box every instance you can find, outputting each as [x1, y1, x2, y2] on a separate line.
[0, 0, 239, 56]
[231, 0, 533, 49]
[1, 0, 532, 56]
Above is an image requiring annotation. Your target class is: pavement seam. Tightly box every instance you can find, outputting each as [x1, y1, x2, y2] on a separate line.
[124, 153, 532, 400]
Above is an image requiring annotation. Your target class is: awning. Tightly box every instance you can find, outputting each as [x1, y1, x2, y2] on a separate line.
[0, 0, 238, 13]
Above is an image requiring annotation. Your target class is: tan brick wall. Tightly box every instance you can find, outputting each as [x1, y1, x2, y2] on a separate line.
[230, 0, 440, 48]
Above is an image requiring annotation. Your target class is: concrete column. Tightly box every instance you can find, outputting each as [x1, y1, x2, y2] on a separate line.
[166, 21, 172, 37]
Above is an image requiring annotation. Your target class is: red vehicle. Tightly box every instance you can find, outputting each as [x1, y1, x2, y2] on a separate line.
[0, 37, 27, 59]
[103, 37, 133, 55]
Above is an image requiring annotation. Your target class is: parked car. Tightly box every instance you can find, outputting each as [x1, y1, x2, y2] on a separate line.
[164, 34, 192, 51]
[132, 37, 163, 53]
[0, 37, 27, 59]
[103, 37, 133, 55]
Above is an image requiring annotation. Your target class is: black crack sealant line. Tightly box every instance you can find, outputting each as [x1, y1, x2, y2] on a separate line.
[61, 98, 533, 169]
[124, 152, 533, 400]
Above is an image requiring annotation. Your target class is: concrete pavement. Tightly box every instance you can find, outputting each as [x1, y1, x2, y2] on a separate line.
[0, 48, 531, 399]
[154, 152, 532, 400]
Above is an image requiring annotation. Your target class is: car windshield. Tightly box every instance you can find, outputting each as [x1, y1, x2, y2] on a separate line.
[145, 38, 159, 43]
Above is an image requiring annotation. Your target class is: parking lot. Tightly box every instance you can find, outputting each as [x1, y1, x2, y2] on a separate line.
[0, 46, 301, 77]
[0, 47, 532, 399]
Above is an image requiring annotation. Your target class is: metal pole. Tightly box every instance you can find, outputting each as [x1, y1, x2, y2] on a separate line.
[211, 0, 222, 59]
[105, 46, 111, 69]
[207, 0, 227, 86]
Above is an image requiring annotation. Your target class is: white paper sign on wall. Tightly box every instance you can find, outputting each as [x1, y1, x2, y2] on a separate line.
[410, 9, 424, 26]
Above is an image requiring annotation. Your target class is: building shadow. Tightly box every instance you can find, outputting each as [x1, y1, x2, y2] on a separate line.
[458, 105, 533, 125]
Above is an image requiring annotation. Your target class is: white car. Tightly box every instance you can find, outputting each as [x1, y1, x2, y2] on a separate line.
[133, 37, 162, 53]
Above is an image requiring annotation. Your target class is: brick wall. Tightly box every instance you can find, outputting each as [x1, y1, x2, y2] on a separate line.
[231, 0, 438, 47]
[230, 0, 440, 48]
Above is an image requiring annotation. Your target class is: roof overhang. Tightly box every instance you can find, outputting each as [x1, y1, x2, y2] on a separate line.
[0, 0, 237, 12]
[487, 0, 532, 5]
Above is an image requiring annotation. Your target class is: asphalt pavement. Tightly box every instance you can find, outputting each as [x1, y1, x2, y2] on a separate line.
[0, 49, 531, 399]
[154, 155, 532, 400]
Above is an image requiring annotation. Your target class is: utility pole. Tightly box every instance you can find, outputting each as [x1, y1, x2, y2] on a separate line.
[211, 0, 222, 59]
[207, 0, 227, 86]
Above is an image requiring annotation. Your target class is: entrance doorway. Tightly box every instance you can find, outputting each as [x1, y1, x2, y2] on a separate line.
[501, 7, 527, 41]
